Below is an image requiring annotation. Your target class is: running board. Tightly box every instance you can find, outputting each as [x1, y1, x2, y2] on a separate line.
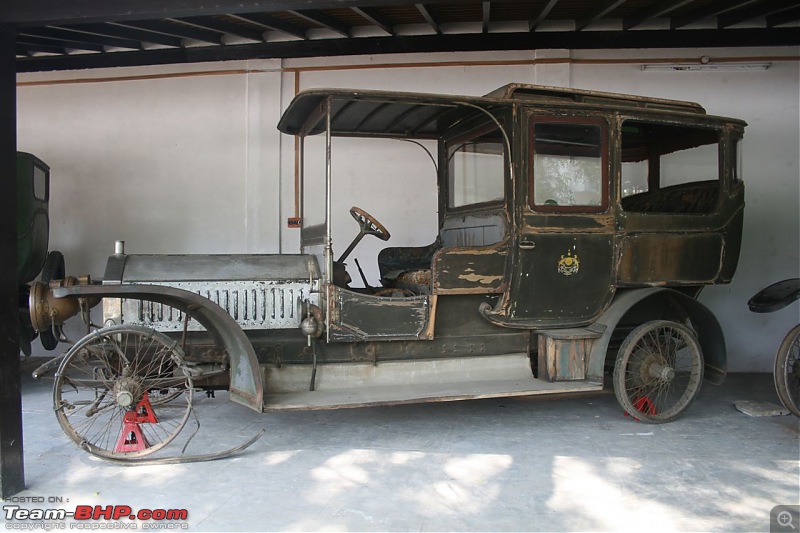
[261, 354, 603, 411]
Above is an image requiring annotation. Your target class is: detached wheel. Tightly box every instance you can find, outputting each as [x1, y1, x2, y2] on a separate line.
[39, 251, 65, 351]
[54, 325, 193, 459]
[774, 325, 800, 417]
[613, 320, 704, 423]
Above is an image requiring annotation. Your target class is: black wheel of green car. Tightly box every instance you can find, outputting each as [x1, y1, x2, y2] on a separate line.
[39, 250, 65, 351]
[54, 325, 193, 460]
[613, 320, 704, 423]
[774, 324, 800, 417]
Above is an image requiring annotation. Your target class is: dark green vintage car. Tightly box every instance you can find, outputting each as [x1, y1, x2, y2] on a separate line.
[33, 84, 746, 460]
[17, 152, 64, 355]
[16, 152, 49, 286]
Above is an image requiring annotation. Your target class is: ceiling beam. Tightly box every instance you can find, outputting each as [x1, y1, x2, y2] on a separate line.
[670, 0, 760, 29]
[1, 0, 471, 26]
[415, 4, 441, 34]
[176, 15, 265, 42]
[576, 0, 627, 31]
[64, 22, 183, 47]
[16, 41, 66, 55]
[20, 26, 142, 49]
[119, 19, 223, 44]
[623, 0, 698, 30]
[529, 0, 559, 31]
[718, 1, 800, 28]
[232, 13, 307, 40]
[351, 7, 394, 35]
[482, 2, 490, 33]
[17, 34, 105, 52]
[17, 28, 800, 72]
[288, 10, 349, 37]
[766, 5, 800, 25]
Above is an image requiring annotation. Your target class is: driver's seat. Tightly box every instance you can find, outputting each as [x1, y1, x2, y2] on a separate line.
[377, 240, 440, 295]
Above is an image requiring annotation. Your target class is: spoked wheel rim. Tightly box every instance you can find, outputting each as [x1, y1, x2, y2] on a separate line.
[613, 320, 704, 423]
[774, 325, 800, 417]
[54, 325, 193, 459]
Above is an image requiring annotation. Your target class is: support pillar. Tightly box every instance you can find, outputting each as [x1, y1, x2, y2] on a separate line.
[0, 23, 24, 498]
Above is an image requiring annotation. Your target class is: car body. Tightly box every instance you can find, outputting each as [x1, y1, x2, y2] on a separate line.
[46, 84, 746, 432]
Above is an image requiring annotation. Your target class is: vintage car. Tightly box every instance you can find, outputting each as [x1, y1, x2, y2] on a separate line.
[16, 151, 65, 355]
[749, 279, 800, 417]
[32, 84, 746, 460]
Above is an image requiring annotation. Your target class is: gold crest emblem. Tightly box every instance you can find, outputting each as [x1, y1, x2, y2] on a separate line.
[558, 250, 580, 276]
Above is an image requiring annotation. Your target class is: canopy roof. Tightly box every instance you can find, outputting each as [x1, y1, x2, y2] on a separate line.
[277, 84, 721, 139]
[277, 88, 504, 139]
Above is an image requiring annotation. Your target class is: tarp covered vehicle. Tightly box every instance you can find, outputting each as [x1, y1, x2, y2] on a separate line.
[33, 84, 746, 460]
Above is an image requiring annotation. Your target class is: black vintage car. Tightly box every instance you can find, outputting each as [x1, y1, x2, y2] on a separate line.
[32, 84, 746, 460]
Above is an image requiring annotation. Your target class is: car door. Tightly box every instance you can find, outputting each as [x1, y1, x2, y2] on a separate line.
[506, 113, 616, 328]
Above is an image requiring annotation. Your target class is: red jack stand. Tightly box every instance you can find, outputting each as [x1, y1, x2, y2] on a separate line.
[624, 396, 657, 421]
[114, 395, 158, 453]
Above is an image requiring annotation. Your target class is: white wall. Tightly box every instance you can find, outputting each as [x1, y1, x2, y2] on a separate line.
[17, 47, 799, 371]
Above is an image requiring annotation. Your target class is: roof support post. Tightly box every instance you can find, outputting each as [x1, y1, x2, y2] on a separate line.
[324, 98, 333, 344]
[0, 22, 25, 499]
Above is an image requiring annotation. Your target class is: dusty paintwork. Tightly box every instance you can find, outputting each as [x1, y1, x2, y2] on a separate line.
[329, 285, 431, 341]
[456, 272, 504, 284]
[432, 245, 508, 294]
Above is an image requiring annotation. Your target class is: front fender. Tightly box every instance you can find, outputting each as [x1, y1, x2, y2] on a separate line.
[53, 284, 264, 412]
[587, 288, 727, 385]
[748, 278, 800, 313]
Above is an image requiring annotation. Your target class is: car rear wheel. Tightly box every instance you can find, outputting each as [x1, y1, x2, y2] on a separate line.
[613, 320, 704, 423]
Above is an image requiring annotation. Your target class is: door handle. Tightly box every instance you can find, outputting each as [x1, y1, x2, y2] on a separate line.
[519, 240, 536, 250]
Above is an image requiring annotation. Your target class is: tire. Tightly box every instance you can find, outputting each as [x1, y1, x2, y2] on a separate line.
[39, 251, 65, 351]
[613, 320, 704, 423]
[774, 324, 800, 417]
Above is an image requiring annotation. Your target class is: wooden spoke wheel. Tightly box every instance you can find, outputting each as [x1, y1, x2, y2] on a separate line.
[54, 325, 193, 459]
[613, 320, 704, 423]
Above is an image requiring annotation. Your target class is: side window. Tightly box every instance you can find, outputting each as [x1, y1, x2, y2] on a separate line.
[447, 125, 505, 208]
[531, 119, 607, 211]
[33, 164, 47, 201]
[732, 135, 743, 183]
[621, 121, 721, 214]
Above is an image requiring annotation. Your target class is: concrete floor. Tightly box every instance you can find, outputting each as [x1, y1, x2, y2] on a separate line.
[2, 360, 799, 532]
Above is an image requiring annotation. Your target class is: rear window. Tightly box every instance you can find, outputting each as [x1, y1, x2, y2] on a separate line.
[621, 121, 720, 214]
[33, 164, 47, 201]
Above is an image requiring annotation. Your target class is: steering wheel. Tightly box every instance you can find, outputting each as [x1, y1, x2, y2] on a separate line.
[350, 206, 391, 241]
